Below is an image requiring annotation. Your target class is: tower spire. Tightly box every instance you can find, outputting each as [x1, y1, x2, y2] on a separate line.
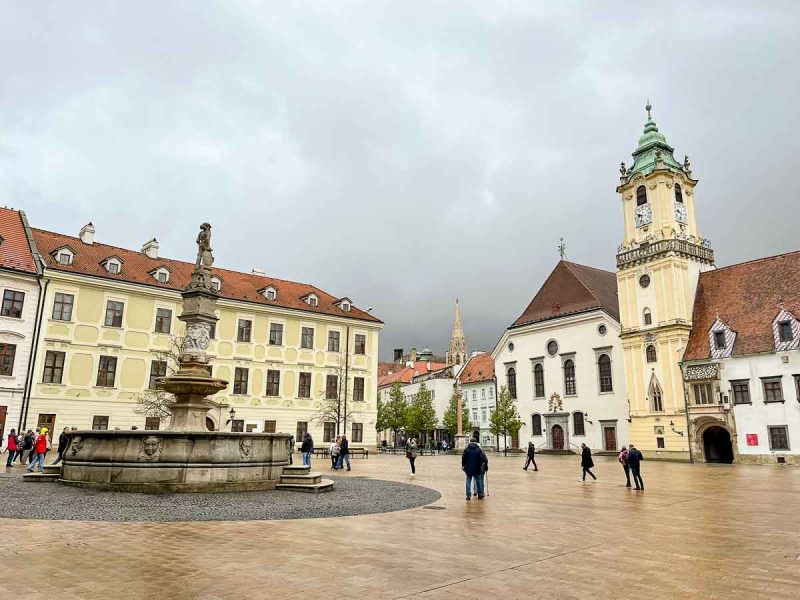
[446, 299, 467, 366]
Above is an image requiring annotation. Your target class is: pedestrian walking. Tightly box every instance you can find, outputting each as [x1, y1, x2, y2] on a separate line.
[580, 443, 597, 481]
[5, 428, 18, 467]
[300, 432, 314, 466]
[406, 437, 418, 476]
[330, 436, 340, 470]
[523, 441, 538, 471]
[26, 427, 49, 473]
[628, 444, 644, 490]
[20, 430, 34, 465]
[461, 436, 488, 501]
[335, 434, 351, 471]
[287, 433, 295, 465]
[618, 446, 631, 487]
[52, 427, 70, 465]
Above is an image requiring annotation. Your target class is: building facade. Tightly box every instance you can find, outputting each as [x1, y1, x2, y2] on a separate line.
[493, 261, 629, 452]
[457, 352, 496, 448]
[0, 208, 40, 444]
[25, 223, 382, 446]
[616, 104, 715, 460]
[681, 252, 800, 465]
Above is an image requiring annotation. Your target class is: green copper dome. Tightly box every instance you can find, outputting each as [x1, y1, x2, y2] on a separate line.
[625, 102, 684, 179]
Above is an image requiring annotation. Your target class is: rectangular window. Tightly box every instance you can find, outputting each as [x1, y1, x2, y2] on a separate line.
[1, 290, 25, 318]
[264, 420, 277, 433]
[731, 380, 751, 404]
[233, 367, 249, 395]
[762, 377, 784, 403]
[296, 421, 308, 441]
[42, 350, 65, 383]
[326, 375, 338, 400]
[265, 369, 280, 396]
[481, 408, 487, 422]
[779, 321, 794, 342]
[354, 334, 366, 355]
[352, 422, 363, 443]
[92, 415, 109, 430]
[237, 319, 252, 342]
[328, 330, 340, 352]
[52, 292, 74, 321]
[96, 356, 117, 387]
[104, 300, 124, 327]
[298, 372, 311, 398]
[231, 419, 244, 433]
[489, 387, 494, 398]
[481, 388, 486, 399]
[713, 331, 726, 349]
[795, 375, 800, 403]
[144, 417, 160, 431]
[573, 412, 585, 436]
[656, 436, 665, 449]
[269, 323, 283, 345]
[0, 343, 16, 376]
[149, 360, 168, 390]
[353, 377, 365, 402]
[324, 422, 336, 442]
[768, 425, 790, 451]
[301, 327, 314, 349]
[246, 424, 257, 433]
[693, 383, 714, 405]
[154, 308, 172, 333]
[471, 390, 476, 400]
[209, 321, 216, 339]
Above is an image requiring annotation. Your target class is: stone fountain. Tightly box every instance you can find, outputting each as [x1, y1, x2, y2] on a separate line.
[59, 223, 294, 492]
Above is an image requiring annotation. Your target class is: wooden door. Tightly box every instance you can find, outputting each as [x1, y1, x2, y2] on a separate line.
[603, 426, 617, 451]
[0, 405, 7, 443]
[552, 425, 564, 450]
[37, 413, 56, 436]
[511, 431, 520, 449]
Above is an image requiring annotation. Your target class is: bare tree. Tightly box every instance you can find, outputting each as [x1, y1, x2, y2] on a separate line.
[311, 352, 362, 436]
[134, 335, 183, 425]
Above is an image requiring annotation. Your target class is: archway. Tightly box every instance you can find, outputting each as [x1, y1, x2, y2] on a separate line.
[703, 426, 733, 463]
[552, 424, 564, 450]
[205, 416, 216, 431]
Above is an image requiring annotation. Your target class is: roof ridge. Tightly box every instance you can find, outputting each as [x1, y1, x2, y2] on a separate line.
[705, 249, 800, 274]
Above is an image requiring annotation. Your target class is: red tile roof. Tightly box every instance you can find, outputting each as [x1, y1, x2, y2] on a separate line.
[377, 361, 448, 387]
[32, 228, 381, 324]
[0, 208, 37, 274]
[511, 260, 619, 328]
[457, 353, 495, 384]
[683, 251, 800, 361]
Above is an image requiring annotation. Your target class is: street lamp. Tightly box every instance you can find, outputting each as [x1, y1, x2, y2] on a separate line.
[226, 407, 237, 429]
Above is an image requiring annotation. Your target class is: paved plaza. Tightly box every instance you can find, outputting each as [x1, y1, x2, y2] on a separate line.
[2, 453, 800, 599]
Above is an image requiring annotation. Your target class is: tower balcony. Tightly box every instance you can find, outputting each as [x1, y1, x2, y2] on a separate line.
[617, 236, 714, 269]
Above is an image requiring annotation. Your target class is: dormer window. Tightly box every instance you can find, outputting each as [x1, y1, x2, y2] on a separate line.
[341, 301, 351, 312]
[773, 308, 798, 351]
[102, 257, 122, 275]
[779, 322, 793, 343]
[262, 285, 278, 301]
[211, 277, 222, 292]
[54, 247, 74, 266]
[713, 331, 726, 349]
[709, 318, 735, 358]
[306, 294, 319, 307]
[151, 267, 170, 284]
[335, 297, 353, 313]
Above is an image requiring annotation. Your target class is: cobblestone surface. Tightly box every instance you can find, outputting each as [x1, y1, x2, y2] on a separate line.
[0, 473, 440, 522]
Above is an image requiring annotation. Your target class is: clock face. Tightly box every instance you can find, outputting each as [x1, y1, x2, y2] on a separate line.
[675, 203, 688, 224]
[635, 203, 652, 228]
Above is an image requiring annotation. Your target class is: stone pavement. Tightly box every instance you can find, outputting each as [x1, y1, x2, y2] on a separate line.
[2, 452, 800, 599]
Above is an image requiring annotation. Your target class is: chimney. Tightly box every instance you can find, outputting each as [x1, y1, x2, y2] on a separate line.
[141, 238, 159, 259]
[393, 348, 403, 363]
[252, 268, 266, 276]
[79, 222, 95, 244]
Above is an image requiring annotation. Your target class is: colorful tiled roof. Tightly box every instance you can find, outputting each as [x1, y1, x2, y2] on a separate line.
[457, 353, 495, 385]
[0, 208, 38, 274]
[377, 361, 448, 387]
[683, 251, 800, 361]
[32, 228, 382, 324]
[510, 260, 619, 328]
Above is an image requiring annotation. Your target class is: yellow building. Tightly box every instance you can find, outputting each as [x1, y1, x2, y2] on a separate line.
[25, 223, 382, 446]
[616, 104, 715, 460]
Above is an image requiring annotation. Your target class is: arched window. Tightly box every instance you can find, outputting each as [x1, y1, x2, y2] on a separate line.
[636, 185, 647, 206]
[507, 367, 517, 400]
[649, 378, 664, 412]
[646, 344, 657, 363]
[675, 183, 683, 203]
[573, 412, 585, 436]
[563, 359, 576, 396]
[533, 363, 545, 398]
[643, 308, 652, 326]
[598, 354, 613, 393]
[531, 413, 542, 435]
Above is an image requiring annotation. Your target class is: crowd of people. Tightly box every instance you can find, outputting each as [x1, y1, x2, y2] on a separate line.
[4, 426, 70, 472]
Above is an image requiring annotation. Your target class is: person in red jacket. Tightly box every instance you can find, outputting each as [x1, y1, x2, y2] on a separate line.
[5, 428, 19, 467]
[26, 427, 49, 473]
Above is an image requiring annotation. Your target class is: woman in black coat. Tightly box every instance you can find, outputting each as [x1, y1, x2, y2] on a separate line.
[580, 443, 597, 481]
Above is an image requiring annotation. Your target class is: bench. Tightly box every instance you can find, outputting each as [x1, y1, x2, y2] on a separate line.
[349, 448, 369, 459]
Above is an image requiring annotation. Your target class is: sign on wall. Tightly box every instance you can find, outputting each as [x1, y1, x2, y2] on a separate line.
[746, 434, 758, 446]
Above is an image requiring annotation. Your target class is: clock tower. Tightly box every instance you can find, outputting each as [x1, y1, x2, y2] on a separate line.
[616, 103, 714, 460]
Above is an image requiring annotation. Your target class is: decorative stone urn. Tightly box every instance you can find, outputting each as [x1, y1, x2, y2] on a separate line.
[59, 223, 292, 493]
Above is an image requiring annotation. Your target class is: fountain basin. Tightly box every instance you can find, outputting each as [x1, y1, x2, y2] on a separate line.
[60, 430, 291, 493]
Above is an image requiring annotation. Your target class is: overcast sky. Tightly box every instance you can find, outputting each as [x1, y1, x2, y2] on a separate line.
[1, 2, 798, 360]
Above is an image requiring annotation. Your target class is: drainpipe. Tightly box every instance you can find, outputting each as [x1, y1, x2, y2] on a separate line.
[679, 360, 694, 464]
[20, 276, 48, 431]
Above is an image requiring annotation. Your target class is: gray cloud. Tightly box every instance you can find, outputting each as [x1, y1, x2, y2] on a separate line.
[1, 1, 798, 359]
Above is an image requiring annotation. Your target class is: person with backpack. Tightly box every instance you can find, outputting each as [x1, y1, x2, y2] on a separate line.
[330, 436, 340, 470]
[5, 428, 18, 467]
[20, 430, 35, 465]
[26, 427, 49, 473]
[336, 434, 351, 471]
[406, 437, 418, 476]
[580, 443, 597, 482]
[523, 441, 538, 471]
[300, 432, 314, 466]
[52, 427, 71, 465]
[618, 446, 631, 487]
[461, 436, 488, 501]
[628, 444, 644, 490]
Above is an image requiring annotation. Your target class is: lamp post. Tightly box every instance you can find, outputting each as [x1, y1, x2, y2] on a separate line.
[226, 406, 236, 431]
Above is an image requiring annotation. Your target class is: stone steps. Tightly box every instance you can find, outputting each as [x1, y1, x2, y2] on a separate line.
[280, 472, 323, 486]
[43, 465, 62, 475]
[282, 465, 311, 476]
[276, 479, 334, 493]
[22, 472, 61, 483]
[277, 464, 334, 493]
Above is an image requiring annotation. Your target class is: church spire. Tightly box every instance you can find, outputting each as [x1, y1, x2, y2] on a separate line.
[446, 299, 468, 366]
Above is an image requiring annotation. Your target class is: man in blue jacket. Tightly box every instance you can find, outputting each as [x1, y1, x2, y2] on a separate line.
[461, 437, 488, 501]
[628, 444, 644, 490]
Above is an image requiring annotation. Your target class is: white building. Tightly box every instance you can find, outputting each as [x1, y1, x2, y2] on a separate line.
[682, 251, 800, 464]
[457, 352, 496, 448]
[0, 208, 41, 444]
[492, 260, 629, 453]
